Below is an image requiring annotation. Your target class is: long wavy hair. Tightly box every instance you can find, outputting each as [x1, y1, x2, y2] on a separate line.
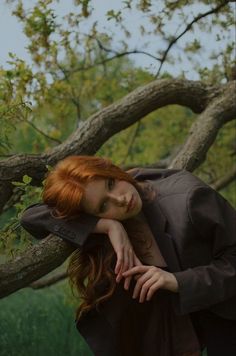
[42, 155, 153, 321]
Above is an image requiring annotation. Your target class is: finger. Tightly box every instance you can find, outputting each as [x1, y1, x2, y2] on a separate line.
[146, 279, 163, 301]
[121, 247, 130, 273]
[116, 247, 129, 283]
[116, 249, 130, 283]
[122, 265, 149, 277]
[116, 265, 124, 283]
[134, 273, 143, 281]
[132, 270, 153, 299]
[124, 274, 132, 290]
[124, 250, 134, 290]
[115, 248, 124, 275]
[139, 276, 157, 303]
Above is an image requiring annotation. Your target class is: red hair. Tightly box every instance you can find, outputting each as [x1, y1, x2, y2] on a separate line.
[42, 155, 152, 321]
[42, 155, 140, 219]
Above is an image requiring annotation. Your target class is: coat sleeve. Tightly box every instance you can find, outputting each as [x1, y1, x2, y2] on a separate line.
[173, 186, 236, 314]
[20, 203, 100, 247]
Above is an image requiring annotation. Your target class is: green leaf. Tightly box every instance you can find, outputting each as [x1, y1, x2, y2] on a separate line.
[11, 181, 25, 187]
[22, 175, 32, 184]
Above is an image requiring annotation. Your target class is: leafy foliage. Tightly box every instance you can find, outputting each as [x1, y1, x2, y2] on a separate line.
[0, 175, 43, 257]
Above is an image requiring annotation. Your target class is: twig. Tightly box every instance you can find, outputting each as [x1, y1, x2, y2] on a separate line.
[211, 166, 236, 191]
[154, 0, 231, 78]
[30, 270, 68, 289]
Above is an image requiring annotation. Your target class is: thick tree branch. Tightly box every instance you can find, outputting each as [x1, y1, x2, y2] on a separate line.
[169, 81, 236, 170]
[0, 79, 229, 211]
[0, 235, 74, 298]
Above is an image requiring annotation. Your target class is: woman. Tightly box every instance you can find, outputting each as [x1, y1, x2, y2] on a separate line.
[20, 155, 236, 356]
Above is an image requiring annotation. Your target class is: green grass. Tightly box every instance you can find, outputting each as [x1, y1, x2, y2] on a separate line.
[0, 282, 92, 356]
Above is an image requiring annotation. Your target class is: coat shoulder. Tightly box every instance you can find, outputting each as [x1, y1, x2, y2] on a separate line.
[144, 169, 210, 199]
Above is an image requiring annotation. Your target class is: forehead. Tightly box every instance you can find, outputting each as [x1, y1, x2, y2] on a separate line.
[80, 178, 106, 212]
[85, 178, 105, 194]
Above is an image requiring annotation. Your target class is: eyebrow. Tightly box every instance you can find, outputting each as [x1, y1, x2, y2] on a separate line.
[94, 179, 107, 214]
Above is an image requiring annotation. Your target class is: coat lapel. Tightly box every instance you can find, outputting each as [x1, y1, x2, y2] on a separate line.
[130, 168, 182, 273]
[140, 182, 181, 273]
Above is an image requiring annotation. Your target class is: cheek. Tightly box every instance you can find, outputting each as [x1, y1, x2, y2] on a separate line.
[106, 207, 127, 220]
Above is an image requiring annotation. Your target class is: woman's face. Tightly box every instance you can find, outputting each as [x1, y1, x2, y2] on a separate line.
[80, 177, 142, 221]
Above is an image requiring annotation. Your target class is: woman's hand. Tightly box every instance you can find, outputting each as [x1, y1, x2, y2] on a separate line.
[122, 265, 179, 302]
[93, 218, 143, 290]
[106, 220, 143, 290]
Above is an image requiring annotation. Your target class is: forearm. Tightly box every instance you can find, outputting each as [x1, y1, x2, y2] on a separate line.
[173, 257, 236, 314]
[20, 203, 100, 246]
[93, 218, 120, 235]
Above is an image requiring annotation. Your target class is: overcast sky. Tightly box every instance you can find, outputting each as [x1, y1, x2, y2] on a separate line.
[0, 1, 234, 79]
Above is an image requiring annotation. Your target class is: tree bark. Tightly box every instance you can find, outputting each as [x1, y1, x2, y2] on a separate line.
[169, 81, 236, 170]
[0, 235, 74, 298]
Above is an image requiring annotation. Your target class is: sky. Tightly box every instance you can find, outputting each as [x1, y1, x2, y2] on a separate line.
[0, 0, 234, 79]
[0, 0, 164, 70]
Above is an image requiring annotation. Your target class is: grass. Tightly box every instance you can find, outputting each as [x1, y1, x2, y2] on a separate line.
[0, 281, 92, 356]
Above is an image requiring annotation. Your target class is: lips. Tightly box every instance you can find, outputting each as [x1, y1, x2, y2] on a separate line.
[127, 195, 134, 212]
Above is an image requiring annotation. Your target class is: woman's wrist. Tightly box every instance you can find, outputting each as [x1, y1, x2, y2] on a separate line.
[165, 272, 179, 293]
[93, 218, 120, 235]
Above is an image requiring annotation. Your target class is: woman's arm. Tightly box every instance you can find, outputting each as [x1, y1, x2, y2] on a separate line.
[20, 203, 100, 246]
[20, 203, 142, 289]
[173, 186, 236, 314]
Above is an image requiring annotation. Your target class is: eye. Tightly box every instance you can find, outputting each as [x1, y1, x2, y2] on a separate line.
[99, 178, 115, 214]
[108, 177, 115, 190]
[100, 201, 107, 213]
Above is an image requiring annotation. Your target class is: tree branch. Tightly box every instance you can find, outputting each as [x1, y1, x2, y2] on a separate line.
[169, 81, 236, 170]
[211, 166, 236, 191]
[0, 79, 229, 211]
[58, 45, 161, 77]
[24, 119, 62, 144]
[30, 270, 68, 289]
[0, 235, 74, 298]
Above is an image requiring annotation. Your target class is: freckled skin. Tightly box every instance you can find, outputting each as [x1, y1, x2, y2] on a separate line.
[80, 178, 143, 221]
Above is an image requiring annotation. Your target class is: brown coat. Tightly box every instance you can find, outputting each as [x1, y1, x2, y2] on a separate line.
[20, 168, 236, 355]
